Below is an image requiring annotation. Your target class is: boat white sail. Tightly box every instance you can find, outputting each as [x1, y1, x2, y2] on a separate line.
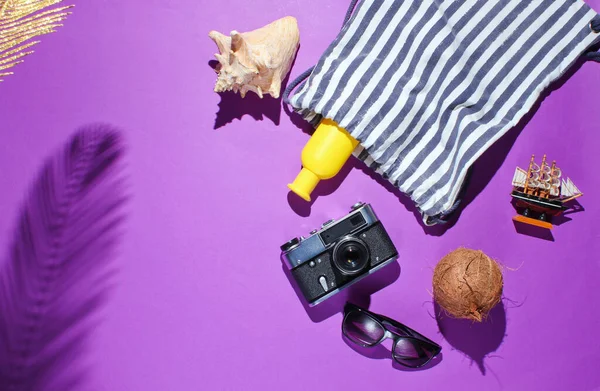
[561, 177, 582, 199]
[512, 167, 527, 188]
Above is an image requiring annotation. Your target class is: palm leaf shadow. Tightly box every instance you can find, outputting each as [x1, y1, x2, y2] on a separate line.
[0, 124, 127, 390]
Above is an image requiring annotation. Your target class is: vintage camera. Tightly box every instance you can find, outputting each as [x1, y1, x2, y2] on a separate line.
[281, 202, 398, 306]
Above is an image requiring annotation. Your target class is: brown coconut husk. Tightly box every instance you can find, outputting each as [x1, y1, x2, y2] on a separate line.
[433, 248, 503, 322]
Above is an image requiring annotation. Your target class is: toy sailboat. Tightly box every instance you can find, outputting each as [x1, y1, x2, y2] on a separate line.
[511, 155, 582, 229]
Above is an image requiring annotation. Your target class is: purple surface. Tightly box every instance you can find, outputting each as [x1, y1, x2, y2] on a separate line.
[0, 1, 599, 390]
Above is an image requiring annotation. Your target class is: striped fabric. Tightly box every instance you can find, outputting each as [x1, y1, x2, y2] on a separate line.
[289, 0, 600, 224]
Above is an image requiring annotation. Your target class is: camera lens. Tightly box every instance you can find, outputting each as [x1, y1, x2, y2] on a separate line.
[333, 238, 369, 275]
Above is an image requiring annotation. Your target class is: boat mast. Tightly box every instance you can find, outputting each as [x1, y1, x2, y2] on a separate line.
[550, 160, 557, 197]
[524, 154, 534, 193]
[539, 154, 548, 198]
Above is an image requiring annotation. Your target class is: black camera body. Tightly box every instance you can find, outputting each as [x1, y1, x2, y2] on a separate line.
[281, 203, 398, 306]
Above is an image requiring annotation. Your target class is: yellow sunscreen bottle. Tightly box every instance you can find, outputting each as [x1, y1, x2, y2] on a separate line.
[288, 119, 359, 201]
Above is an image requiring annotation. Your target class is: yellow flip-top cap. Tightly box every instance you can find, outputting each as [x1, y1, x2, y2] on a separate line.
[288, 119, 358, 202]
[288, 168, 319, 202]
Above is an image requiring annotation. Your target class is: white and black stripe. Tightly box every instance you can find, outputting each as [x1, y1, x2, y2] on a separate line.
[290, 0, 600, 222]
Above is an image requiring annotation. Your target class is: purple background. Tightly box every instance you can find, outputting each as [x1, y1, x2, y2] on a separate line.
[1, 1, 599, 390]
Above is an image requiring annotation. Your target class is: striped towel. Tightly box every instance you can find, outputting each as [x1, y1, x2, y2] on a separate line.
[289, 0, 600, 224]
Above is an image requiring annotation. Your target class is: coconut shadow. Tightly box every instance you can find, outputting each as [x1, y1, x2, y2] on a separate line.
[434, 301, 507, 375]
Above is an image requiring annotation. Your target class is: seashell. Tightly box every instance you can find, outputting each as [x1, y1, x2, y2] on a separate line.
[209, 16, 300, 99]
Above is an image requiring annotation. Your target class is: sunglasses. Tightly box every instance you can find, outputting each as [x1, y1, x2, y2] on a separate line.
[342, 303, 441, 368]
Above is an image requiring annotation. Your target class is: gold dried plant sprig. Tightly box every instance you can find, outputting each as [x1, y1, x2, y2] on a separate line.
[0, 0, 73, 82]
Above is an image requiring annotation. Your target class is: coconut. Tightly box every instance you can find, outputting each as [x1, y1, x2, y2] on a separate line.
[433, 248, 503, 322]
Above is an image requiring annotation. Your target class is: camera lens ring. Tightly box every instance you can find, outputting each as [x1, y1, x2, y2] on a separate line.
[332, 236, 370, 276]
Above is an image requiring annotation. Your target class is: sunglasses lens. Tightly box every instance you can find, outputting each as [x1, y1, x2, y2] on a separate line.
[343, 311, 385, 346]
[393, 338, 438, 368]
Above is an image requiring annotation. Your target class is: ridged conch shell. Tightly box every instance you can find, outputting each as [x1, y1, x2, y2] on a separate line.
[209, 16, 300, 99]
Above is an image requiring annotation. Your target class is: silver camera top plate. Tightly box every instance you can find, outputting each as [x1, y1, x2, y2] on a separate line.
[281, 202, 379, 269]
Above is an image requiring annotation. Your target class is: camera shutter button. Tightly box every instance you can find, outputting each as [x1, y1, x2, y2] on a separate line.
[351, 202, 364, 210]
[318, 276, 328, 292]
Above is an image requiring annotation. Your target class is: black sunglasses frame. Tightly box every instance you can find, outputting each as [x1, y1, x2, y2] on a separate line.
[342, 303, 441, 368]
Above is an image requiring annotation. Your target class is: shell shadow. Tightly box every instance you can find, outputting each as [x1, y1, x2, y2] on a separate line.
[213, 90, 283, 129]
[434, 301, 507, 375]
[209, 48, 297, 129]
